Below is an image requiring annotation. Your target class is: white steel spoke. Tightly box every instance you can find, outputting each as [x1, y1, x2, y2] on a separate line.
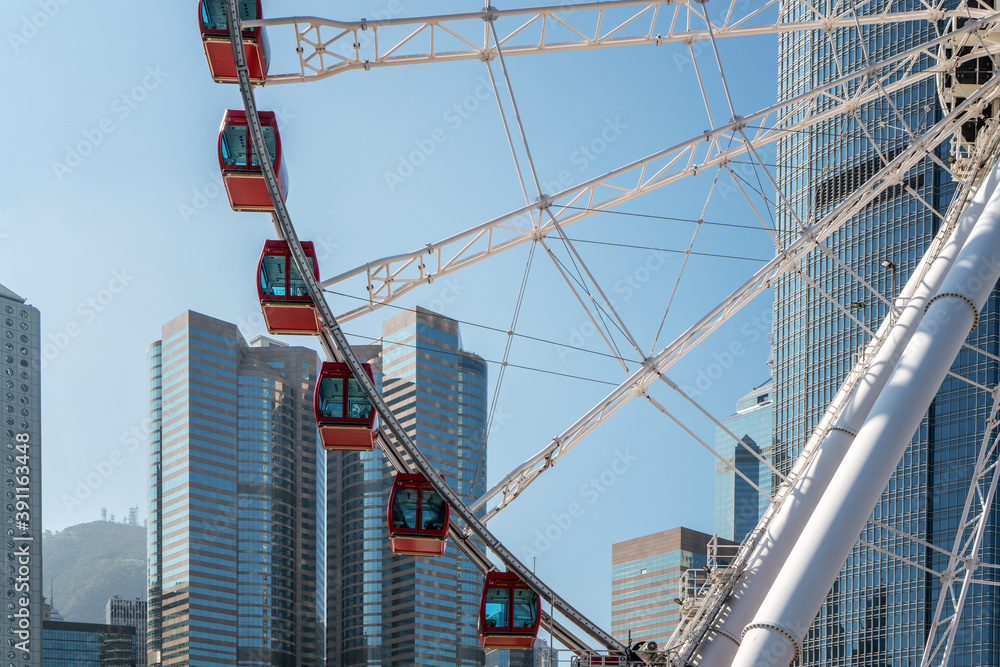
[921, 388, 1000, 667]
[323, 17, 997, 323]
[646, 394, 774, 499]
[469, 86, 1000, 522]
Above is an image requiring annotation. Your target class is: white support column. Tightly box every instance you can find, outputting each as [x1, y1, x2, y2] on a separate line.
[694, 160, 1000, 666]
[730, 170, 1000, 667]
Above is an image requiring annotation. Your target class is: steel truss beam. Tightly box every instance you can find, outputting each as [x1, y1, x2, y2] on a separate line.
[246, 2, 989, 84]
[468, 71, 1000, 524]
[324, 13, 998, 326]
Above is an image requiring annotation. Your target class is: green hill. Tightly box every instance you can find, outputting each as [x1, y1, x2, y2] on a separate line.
[42, 521, 146, 623]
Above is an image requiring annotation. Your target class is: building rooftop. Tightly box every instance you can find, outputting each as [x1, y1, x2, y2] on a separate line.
[0, 283, 25, 303]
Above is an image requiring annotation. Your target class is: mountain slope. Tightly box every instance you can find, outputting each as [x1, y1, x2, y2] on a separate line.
[42, 521, 146, 622]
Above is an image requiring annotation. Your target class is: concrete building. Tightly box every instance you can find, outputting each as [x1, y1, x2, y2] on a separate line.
[146, 312, 324, 666]
[713, 379, 773, 543]
[106, 597, 147, 667]
[329, 307, 488, 667]
[611, 528, 733, 647]
[0, 283, 41, 667]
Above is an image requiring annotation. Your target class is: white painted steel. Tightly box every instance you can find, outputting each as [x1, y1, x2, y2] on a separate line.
[222, 0, 624, 655]
[731, 171, 1000, 667]
[470, 78, 1000, 522]
[920, 390, 1000, 666]
[243, 4, 989, 84]
[214, 1, 1000, 663]
[323, 15, 997, 325]
[688, 157, 1000, 667]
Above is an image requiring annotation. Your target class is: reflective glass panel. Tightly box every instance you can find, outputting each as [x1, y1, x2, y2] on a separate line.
[484, 589, 508, 629]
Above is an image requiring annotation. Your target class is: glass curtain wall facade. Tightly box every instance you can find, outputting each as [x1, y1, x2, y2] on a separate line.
[328, 345, 382, 667]
[329, 307, 488, 667]
[0, 284, 41, 667]
[775, 4, 1000, 664]
[106, 597, 147, 667]
[42, 621, 136, 666]
[146, 311, 324, 667]
[714, 379, 773, 543]
[610, 527, 716, 646]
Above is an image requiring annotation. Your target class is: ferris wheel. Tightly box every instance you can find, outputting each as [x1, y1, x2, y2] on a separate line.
[199, 0, 1000, 664]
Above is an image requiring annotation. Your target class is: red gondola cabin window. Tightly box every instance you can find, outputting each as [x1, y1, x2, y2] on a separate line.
[257, 240, 322, 335]
[388, 473, 450, 557]
[199, 0, 270, 83]
[314, 362, 377, 451]
[218, 110, 288, 212]
[479, 572, 541, 649]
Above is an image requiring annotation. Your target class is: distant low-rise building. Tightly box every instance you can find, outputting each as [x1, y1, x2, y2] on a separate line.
[485, 639, 552, 667]
[611, 527, 735, 646]
[42, 620, 136, 666]
[106, 597, 147, 667]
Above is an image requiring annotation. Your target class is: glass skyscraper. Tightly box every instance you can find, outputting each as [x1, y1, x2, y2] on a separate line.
[774, 6, 1000, 664]
[328, 306, 488, 667]
[714, 379, 773, 543]
[42, 620, 136, 666]
[146, 311, 325, 667]
[0, 283, 41, 667]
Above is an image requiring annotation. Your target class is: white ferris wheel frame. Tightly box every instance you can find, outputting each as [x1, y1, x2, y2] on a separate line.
[218, 0, 1000, 664]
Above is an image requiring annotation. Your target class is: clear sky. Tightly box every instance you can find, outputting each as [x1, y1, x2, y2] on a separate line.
[3, 0, 779, 639]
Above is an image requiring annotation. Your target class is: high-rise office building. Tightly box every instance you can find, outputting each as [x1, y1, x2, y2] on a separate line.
[611, 527, 733, 647]
[107, 597, 147, 667]
[329, 306, 488, 667]
[146, 311, 325, 667]
[0, 283, 41, 667]
[774, 15, 1000, 664]
[713, 379, 773, 543]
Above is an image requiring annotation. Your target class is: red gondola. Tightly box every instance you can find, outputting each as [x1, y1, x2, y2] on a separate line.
[218, 110, 288, 212]
[199, 0, 270, 84]
[388, 473, 450, 557]
[314, 362, 377, 451]
[479, 572, 541, 650]
[257, 240, 322, 335]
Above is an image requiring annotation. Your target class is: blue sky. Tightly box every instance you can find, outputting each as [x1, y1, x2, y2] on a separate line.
[3, 0, 779, 637]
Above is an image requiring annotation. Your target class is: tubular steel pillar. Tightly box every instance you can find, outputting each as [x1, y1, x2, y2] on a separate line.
[694, 161, 1000, 666]
[730, 170, 1000, 667]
